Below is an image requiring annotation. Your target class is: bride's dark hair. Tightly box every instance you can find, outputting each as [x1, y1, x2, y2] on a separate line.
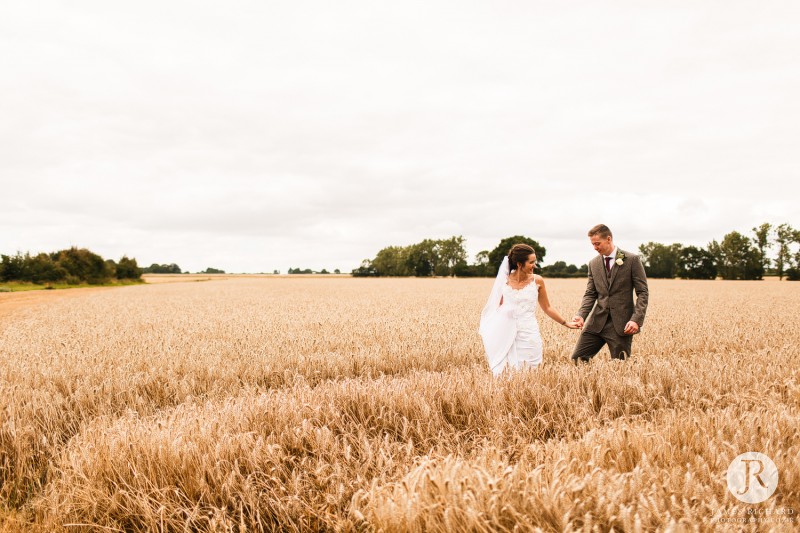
[507, 244, 535, 272]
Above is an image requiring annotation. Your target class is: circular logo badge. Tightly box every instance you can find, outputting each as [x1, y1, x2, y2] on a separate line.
[727, 452, 778, 504]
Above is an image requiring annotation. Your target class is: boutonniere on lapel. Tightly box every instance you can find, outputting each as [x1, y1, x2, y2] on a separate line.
[615, 251, 625, 266]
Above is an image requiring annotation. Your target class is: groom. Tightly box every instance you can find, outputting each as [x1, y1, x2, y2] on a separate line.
[571, 224, 649, 362]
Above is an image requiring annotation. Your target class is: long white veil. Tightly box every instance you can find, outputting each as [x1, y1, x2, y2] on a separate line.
[480, 256, 509, 328]
[479, 256, 516, 375]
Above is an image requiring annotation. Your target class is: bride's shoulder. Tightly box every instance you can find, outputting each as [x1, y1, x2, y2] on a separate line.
[533, 274, 545, 286]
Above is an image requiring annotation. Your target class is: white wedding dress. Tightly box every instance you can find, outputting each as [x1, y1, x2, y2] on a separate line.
[499, 282, 543, 370]
[480, 258, 544, 376]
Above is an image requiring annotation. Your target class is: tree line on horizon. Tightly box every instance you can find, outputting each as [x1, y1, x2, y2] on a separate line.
[352, 235, 589, 278]
[288, 267, 342, 274]
[142, 263, 183, 274]
[5, 223, 796, 284]
[0, 253, 233, 284]
[353, 222, 800, 280]
[0, 247, 142, 285]
[638, 222, 800, 280]
[141, 264, 227, 274]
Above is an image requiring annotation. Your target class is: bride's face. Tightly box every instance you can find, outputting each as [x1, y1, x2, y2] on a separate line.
[521, 254, 536, 274]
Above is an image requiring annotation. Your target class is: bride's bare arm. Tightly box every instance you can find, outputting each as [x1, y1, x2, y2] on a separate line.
[536, 276, 580, 328]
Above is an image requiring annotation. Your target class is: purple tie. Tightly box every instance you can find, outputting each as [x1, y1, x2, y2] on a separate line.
[605, 256, 612, 273]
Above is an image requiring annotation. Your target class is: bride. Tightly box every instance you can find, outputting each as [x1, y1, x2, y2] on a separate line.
[479, 243, 579, 375]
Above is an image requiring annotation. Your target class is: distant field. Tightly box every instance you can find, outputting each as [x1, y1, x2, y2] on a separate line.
[141, 273, 351, 283]
[142, 273, 218, 283]
[1, 277, 798, 531]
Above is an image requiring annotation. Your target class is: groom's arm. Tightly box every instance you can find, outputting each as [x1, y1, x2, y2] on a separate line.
[630, 255, 649, 326]
[575, 266, 598, 320]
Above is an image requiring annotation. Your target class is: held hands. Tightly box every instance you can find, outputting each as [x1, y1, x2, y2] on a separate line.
[623, 321, 640, 335]
[564, 316, 639, 333]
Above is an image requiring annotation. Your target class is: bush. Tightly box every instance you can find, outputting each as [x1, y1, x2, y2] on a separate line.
[0, 248, 141, 285]
[116, 257, 142, 279]
[54, 248, 113, 284]
[540, 261, 587, 278]
[0, 254, 25, 282]
[142, 263, 182, 274]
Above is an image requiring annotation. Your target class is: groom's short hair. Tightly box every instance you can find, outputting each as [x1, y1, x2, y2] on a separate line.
[588, 224, 612, 239]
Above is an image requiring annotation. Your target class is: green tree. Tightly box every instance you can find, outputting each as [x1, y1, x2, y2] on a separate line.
[751, 223, 772, 278]
[142, 263, 182, 274]
[54, 247, 113, 284]
[436, 236, 468, 277]
[371, 246, 411, 276]
[487, 236, 546, 273]
[0, 253, 26, 281]
[472, 250, 493, 276]
[774, 223, 795, 280]
[116, 256, 142, 279]
[0, 249, 141, 284]
[678, 246, 717, 279]
[638, 242, 682, 278]
[542, 260, 568, 277]
[540, 261, 583, 278]
[708, 231, 761, 280]
[202, 267, 225, 274]
[788, 229, 800, 281]
[351, 259, 377, 277]
[27, 253, 68, 283]
[452, 262, 481, 277]
[105, 259, 118, 279]
[437, 235, 467, 276]
[405, 239, 439, 277]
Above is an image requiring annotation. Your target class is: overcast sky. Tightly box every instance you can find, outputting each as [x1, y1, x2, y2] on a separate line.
[2, 1, 798, 273]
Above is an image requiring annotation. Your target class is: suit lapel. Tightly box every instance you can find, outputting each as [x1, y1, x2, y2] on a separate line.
[594, 256, 609, 292]
[608, 249, 623, 289]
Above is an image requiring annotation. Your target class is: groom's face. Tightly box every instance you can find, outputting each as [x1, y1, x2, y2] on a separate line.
[590, 235, 614, 256]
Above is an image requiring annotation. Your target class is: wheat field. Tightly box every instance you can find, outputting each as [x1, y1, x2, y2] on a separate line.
[1, 276, 798, 531]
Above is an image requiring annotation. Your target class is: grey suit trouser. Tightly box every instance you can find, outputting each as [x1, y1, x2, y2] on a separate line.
[571, 315, 633, 361]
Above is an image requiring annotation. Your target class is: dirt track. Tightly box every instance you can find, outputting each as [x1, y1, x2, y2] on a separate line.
[0, 276, 232, 319]
[0, 286, 121, 320]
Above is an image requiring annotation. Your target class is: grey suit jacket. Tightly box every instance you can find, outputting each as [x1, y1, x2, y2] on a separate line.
[576, 249, 649, 336]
